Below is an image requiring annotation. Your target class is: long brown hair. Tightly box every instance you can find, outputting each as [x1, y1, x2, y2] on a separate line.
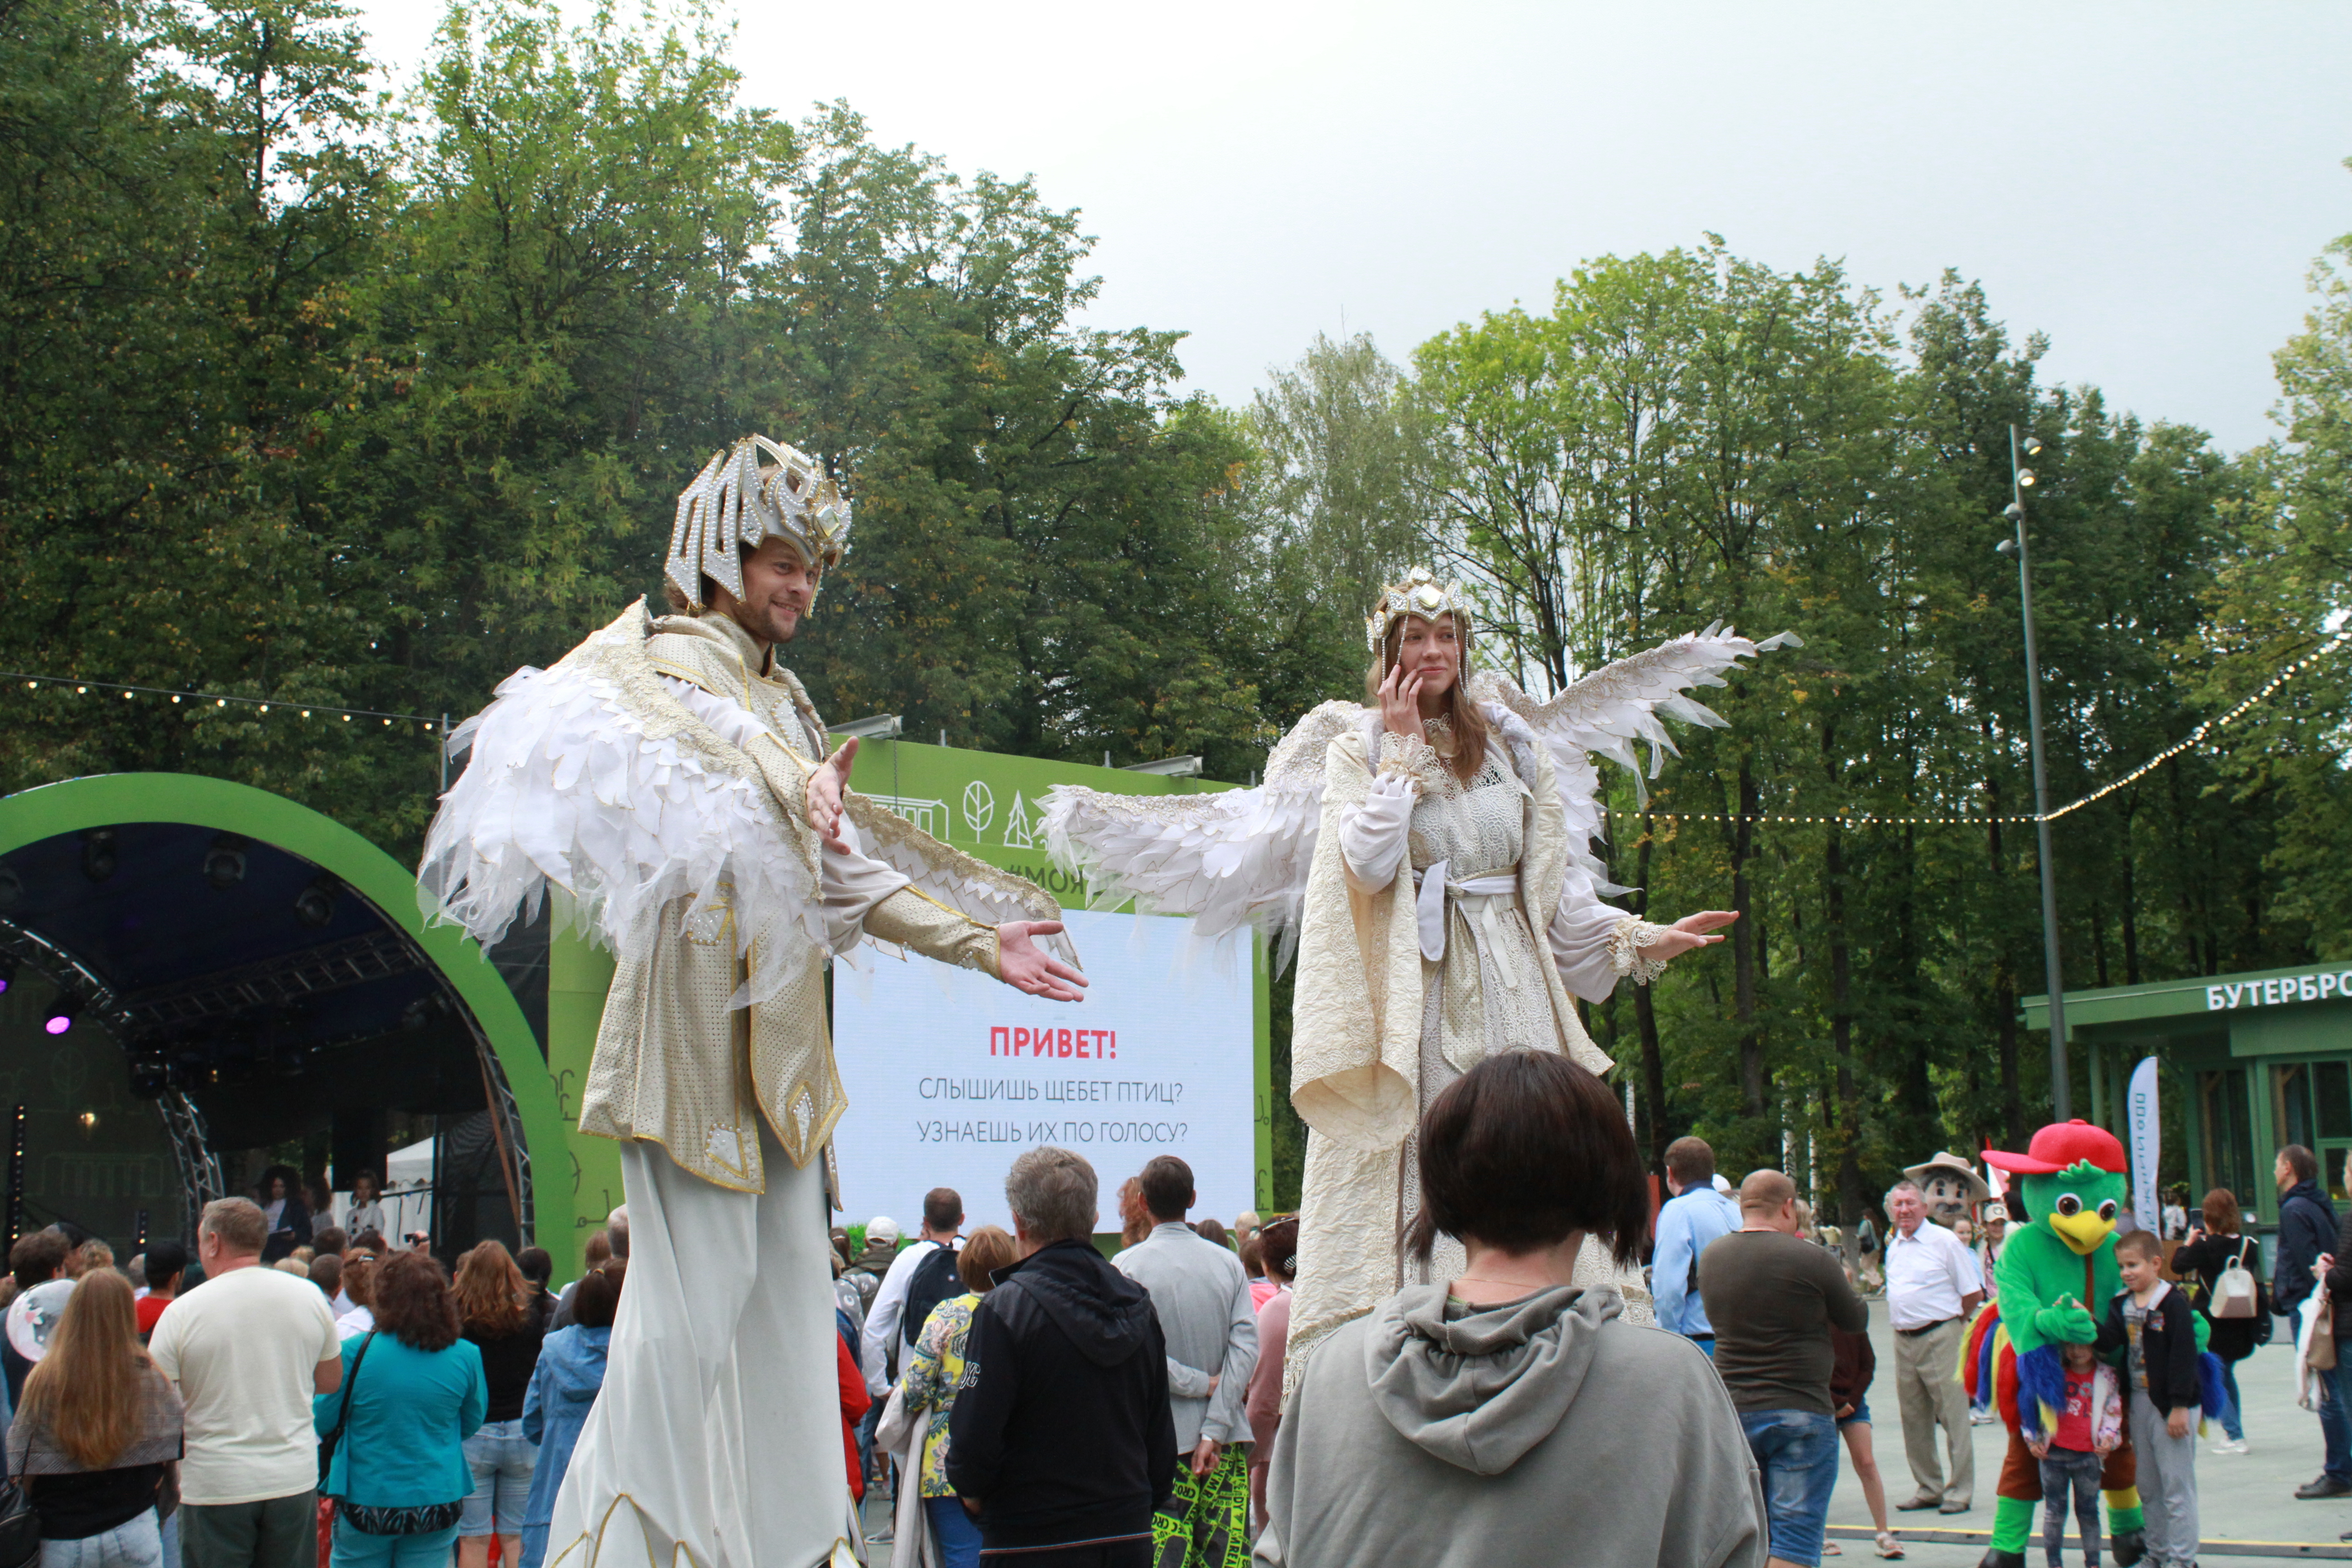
[451, 1240, 528, 1336]
[20, 1271, 148, 1468]
[1368, 612, 1491, 783]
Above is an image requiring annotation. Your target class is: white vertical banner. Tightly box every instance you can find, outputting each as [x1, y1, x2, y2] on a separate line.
[2127, 1056, 2161, 1225]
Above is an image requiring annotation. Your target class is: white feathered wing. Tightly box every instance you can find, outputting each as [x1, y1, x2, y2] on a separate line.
[1042, 625, 1797, 965]
[417, 601, 829, 1008]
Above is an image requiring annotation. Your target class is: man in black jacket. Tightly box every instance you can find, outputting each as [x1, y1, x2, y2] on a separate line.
[2274, 1144, 2351, 1499]
[949, 1146, 1175, 1567]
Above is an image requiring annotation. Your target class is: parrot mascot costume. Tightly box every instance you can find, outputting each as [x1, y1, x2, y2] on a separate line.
[1963, 1120, 2219, 1568]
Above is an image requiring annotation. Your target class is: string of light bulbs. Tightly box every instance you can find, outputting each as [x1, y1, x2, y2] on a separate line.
[3, 626, 2340, 812]
[1605, 630, 2347, 832]
[0, 672, 445, 733]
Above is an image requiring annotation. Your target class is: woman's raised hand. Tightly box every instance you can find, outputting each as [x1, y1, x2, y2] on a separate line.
[1377, 660, 1425, 741]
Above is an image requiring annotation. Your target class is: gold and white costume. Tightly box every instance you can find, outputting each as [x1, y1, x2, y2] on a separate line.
[1044, 572, 1794, 1391]
[421, 439, 1070, 1568]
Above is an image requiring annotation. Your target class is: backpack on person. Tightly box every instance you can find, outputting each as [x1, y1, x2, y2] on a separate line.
[900, 1242, 963, 1356]
[2213, 1237, 2260, 1319]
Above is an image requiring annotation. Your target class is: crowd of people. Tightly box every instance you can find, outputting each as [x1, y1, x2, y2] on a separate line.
[2, 1093, 2335, 1568]
[0, 1185, 630, 1568]
[825, 1095, 2297, 1568]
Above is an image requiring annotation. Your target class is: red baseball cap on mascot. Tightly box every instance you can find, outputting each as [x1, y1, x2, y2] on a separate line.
[1983, 1119, 2127, 1176]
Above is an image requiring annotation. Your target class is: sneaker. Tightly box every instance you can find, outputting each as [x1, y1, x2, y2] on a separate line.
[1970, 1408, 1997, 1425]
[2211, 1437, 2248, 1454]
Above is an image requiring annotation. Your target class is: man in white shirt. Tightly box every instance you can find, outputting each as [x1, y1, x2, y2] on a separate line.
[860, 1188, 962, 1397]
[149, 1198, 343, 1568]
[1882, 1178, 1984, 1515]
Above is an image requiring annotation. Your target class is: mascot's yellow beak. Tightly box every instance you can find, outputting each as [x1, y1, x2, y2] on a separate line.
[2051, 1210, 2114, 1255]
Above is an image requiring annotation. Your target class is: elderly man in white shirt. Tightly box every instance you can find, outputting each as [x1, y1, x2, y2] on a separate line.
[1883, 1177, 1984, 1515]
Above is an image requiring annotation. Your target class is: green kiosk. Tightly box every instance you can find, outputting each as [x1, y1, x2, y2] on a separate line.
[2025, 960, 2352, 1225]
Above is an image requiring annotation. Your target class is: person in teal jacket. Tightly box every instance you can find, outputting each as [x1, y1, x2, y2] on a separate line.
[519, 1266, 620, 1568]
[315, 1250, 488, 1568]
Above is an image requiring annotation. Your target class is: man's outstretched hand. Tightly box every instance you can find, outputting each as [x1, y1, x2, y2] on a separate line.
[1636, 910, 1739, 963]
[999, 920, 1088, 1002]
[805, 736, 859, 851]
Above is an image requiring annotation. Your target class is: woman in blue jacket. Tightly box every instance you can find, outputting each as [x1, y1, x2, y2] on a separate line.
[315, 1249, 488, 1568]
[519, 1263, 622, 1568]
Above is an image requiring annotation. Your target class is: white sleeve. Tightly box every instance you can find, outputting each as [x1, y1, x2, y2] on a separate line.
[1548, 892, 1637, 1004]
[657, 676, 909, 952]
[1338, 775, 1415, 895]
[858, 1245, 922, 1396]
[1547, 863, 1672, 1004]
[1165, 1356, 1213, 1399]
[659, 675, 769, 751]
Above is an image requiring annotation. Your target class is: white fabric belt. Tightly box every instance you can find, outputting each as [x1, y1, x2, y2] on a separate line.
[1412, 861, 1524, 986]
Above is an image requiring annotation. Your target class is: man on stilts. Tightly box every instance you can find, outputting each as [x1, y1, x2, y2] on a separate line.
[421, 435, 1086, 1568]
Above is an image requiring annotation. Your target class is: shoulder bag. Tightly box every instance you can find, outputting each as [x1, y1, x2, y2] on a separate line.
[318, 1331, 374, 1488]
[0, 1446, 41, 1568]
[319, 1333, 465, 1538]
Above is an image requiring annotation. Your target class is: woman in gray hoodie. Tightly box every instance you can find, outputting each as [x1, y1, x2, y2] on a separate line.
[1254, 1051, 1767, 1568]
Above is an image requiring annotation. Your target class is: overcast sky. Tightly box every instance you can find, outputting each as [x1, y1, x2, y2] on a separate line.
[351, 0, 2350, 453]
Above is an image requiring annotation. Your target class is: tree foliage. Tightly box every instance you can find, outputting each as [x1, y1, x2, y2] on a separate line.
[1395, 242, 2323, 1214]
[2, 0, 2343, 1219]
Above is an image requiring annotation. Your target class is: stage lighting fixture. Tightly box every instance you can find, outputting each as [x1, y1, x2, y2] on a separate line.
[202, 833, 247, 891]
[43, 1000, 76, 1036]
[294, 876, 339, 929]
[2016, 468, 2037, 489]
[128, 1059, 168, 1099]
[80, 828, 116, 883]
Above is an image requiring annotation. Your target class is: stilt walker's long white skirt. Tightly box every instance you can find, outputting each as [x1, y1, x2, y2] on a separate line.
[546, 1125, 853, 1568]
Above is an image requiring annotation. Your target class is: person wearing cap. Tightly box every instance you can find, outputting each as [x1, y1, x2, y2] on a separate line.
[1902, 1152, 1991, 1234]
[1970, 1202, 2010, 1424]
[1883, 1179, 1982, 1515]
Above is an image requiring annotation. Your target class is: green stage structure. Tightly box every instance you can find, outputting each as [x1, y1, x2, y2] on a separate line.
[0, 773, 570, 1256]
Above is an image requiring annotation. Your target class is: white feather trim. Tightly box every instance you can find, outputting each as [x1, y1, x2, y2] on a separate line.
[418, 605, 828, 1008]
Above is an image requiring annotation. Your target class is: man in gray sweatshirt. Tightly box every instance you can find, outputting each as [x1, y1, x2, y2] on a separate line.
[1114, 1156, 1256, 1568]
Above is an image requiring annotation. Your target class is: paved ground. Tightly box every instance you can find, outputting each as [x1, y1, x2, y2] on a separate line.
[1827, 1304, 2340, 1564]
[861, 1303, 2346, 1564]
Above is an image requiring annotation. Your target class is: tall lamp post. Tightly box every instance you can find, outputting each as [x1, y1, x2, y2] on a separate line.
[1994, 425, 2070, 1120]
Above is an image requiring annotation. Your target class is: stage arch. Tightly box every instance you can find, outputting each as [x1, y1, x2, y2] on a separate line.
[0, 774, 571, 1257]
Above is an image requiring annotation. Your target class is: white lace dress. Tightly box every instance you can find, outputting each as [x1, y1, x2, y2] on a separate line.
[1334, 716, 1661, 1311]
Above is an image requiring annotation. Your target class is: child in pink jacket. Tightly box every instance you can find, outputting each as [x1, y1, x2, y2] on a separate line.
[2026, 1339, 2123, 1568]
